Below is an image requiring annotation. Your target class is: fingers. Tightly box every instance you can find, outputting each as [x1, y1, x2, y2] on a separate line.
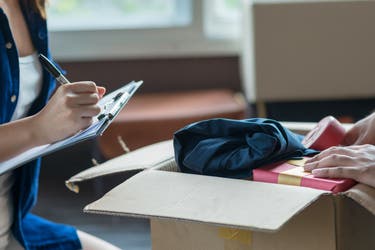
[304, 144, 374, 184]
[64, 81, 98, 94]
[62, 81, 106, 96]
[79, 105, 101, 118]
[60, 81, 105, 111]
[305, 146, 358, 164]
[97, 86, 106, 98]
[58, 81, 104, 122]
[36, 81, 105, 144]
[303, 145, 369, 172]
[312, 166, 360, 180]
[304, 154, 356, 172]
[66, 93, 100, 106]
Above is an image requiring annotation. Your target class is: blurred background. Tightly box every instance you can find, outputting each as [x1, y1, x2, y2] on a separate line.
[35, 0, 375, 249]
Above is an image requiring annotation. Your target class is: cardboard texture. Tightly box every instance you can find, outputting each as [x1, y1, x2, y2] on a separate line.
[344, 183, 375, 215]
[67, 122, 374, 250]
[334, 195, 375, 250]
[85, 170, 327, 232]
[150, 194, 335, 250]
[66, 140, 174, 192]
[84, 167, 375, 250]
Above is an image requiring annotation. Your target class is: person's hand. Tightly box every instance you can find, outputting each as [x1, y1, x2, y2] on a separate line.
[304, 144, 375, 188]
[30, 81, 106, 145]
[342, 112, 375, 146]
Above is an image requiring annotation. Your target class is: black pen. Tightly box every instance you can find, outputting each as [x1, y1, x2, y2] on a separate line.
[39, 54, 70, 85]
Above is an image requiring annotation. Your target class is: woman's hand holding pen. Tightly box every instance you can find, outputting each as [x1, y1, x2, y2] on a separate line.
[30, 81, 106, 145]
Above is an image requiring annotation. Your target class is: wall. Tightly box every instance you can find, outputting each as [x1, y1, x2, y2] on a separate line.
[58, 56, 243, 94]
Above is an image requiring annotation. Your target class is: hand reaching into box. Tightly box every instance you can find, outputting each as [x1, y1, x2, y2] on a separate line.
[304, 144, 375, 189]
[304, 112, 375, 189]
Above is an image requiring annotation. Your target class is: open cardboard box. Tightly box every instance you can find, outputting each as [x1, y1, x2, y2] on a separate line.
[66, 122, 375, 250]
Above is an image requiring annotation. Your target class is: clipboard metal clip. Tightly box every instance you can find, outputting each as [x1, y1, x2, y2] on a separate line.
[107, 92, 130, 120]
[97, 91, 130, 121]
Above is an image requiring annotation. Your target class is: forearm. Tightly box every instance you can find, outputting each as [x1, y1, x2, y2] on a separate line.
[0, 115, 43, 162]
[343, 111, 375, 145]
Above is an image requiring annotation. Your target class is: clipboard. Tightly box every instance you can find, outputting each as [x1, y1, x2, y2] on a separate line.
[0, 80, 143, 175]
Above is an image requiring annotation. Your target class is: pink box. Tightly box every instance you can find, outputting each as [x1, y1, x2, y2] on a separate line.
[253, 158, 356, 193]
[301, 116, 346, 150]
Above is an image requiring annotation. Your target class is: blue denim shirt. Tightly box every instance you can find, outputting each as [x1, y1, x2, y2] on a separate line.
[0, 3, 81, 250]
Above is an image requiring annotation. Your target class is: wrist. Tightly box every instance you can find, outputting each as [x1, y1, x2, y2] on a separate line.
[27, 114, 48, 146]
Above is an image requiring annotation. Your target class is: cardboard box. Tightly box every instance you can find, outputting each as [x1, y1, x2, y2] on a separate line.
[241, 0, 375, 103]
[67, 123, 375, 250]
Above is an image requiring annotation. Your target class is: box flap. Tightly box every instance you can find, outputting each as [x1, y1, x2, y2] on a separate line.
[65, 140, 174, 193]
[85, 170, 328, 232]
[344, 183, 375, 215]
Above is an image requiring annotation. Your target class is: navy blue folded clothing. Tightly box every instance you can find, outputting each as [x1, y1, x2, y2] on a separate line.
[174, 118, 318, 178]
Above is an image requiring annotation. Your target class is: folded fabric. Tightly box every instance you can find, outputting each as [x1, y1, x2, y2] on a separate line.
[173, 118, 318, 179]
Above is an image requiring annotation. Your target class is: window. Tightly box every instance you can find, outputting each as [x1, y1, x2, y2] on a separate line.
[204, 0, 242, 39]
[47, 0, 242, 61]
[47, 0, 192, 31]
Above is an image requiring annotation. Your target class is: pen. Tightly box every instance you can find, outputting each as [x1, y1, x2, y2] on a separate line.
[38, 54, 70, 85]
